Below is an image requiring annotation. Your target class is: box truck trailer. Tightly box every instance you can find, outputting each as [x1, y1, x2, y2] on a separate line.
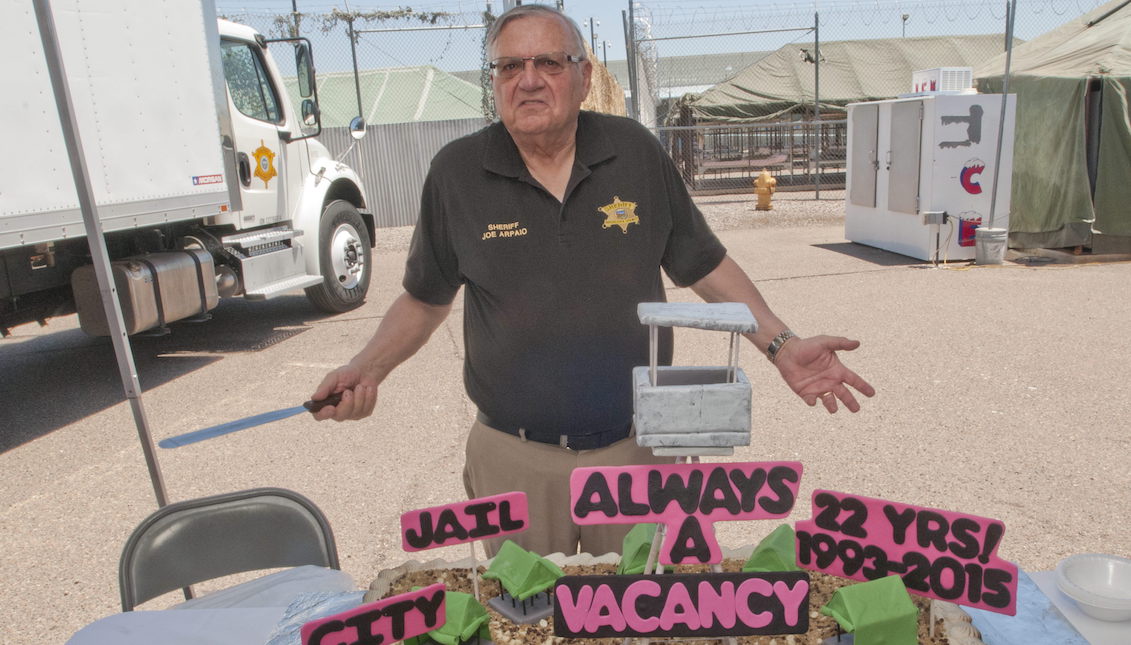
[2, 0, 374, 336]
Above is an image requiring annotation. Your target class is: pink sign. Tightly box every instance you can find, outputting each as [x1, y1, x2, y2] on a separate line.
[570, 462, 803, 565]
[794, 490, 1018, 615]
[300, 583, 445, 645]
[401, 491, 528, 551]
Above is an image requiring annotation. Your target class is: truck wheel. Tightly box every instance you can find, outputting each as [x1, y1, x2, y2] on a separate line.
[306, 200, 371, 313]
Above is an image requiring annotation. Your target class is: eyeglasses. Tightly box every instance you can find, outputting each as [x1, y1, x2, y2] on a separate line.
[489, 51, 585, 79]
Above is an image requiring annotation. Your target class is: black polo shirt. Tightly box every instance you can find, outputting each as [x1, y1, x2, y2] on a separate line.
[404, 111, 727, 438]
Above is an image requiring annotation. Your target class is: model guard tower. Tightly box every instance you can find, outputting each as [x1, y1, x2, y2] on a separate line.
[634, 302, 757, 458]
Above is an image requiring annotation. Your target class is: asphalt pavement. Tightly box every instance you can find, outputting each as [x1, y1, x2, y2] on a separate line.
[2, 192, 1129, 644]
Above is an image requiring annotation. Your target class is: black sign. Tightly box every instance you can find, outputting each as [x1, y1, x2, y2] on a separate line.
[553, 571, 810, 639]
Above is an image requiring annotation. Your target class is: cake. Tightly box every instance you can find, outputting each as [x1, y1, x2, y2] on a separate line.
[366, 548, 986, 645]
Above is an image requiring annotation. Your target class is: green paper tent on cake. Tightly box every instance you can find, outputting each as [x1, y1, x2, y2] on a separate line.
[620, 522, 803, 575]
[482, 540, 564, 601]
[617, 523, 658, 575]
[821, 575, 918, 645]
[743, 524, 802, 573]
[404, 590, 491, 645]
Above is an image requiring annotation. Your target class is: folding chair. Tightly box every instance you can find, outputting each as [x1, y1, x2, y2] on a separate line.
[119, 487, 341, 611]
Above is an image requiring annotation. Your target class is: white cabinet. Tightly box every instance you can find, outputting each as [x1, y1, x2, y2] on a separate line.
[845, 94, 1016, 261]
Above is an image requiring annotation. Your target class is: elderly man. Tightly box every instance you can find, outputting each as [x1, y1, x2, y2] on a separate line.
[313, 5, 874, 557]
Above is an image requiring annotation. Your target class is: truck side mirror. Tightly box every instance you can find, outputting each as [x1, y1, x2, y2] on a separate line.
[265, 35, 320, 140]
[349, 116, 367, 141]
[302, 99, 319, 127]
[295, 42, 314, 98]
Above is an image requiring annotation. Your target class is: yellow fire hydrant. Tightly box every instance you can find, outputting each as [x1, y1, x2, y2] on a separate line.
[754, 169, 777, 211]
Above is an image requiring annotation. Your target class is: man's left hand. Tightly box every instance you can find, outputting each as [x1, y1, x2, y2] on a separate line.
[773, 335, 875, 413]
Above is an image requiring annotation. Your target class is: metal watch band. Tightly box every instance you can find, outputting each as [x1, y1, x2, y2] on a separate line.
[766, 329, 797, 363]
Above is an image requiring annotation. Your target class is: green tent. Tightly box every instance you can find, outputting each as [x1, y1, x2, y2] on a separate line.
[285, 66, 485, 127]
[976, 0, 1131, 247]
[689, 34, 1010, 123]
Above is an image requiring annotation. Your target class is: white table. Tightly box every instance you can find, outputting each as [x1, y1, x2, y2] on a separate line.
[68, 607, 288, 645]
[967, 569, 1131, 645]
[67, 566, 360, 645]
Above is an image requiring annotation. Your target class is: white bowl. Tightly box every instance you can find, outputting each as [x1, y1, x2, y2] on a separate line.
[1055, 553, 1131, 622]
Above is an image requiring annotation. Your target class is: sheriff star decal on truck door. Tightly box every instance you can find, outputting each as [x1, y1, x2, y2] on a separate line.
[252, 140, 277, 188]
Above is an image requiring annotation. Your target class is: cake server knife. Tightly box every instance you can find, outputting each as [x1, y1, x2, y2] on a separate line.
[158, 392, 342, 449]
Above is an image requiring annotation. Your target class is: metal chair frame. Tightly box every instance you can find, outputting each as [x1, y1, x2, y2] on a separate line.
[118, 487, 339, 611]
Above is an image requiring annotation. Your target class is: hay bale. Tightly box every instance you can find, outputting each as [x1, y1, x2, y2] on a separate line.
[581, 44, 626, 116]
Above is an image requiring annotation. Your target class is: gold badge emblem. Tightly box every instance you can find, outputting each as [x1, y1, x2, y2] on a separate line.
[252, 140, 277, 188]
[597, 196, 640, 233]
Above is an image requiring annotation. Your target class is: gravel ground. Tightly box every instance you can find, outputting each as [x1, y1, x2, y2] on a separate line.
[694, 190, 850, 230]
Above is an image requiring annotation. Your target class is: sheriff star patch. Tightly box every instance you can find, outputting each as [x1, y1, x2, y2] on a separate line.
[252, 140, 277, 188]
[597, 196, 640, 233]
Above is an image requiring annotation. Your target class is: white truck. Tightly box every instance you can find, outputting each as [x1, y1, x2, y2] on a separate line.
[2, 0, 374, 336]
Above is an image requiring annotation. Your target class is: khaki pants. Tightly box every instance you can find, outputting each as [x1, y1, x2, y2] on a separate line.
[463, 418, 668, 558]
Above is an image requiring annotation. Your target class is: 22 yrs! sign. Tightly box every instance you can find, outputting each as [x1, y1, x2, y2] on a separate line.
[794, 490, 1018, 615]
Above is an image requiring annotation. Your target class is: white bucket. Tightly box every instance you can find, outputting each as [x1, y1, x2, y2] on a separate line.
[975, 227, 1008, 265]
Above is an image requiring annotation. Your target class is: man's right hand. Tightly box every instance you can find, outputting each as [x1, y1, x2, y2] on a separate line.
[307, 291, 453, 423]
[310, 365, 378, 421]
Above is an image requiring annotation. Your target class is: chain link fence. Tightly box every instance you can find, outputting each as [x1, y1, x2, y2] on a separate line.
[218, 0, 1107, 221]
[628, 0, 1107, 193]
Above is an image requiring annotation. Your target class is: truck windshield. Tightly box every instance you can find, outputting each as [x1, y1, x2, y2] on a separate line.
[220, 40, 282, 124]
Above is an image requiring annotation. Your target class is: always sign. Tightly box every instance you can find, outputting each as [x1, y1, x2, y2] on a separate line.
[570, 462, 803, 565]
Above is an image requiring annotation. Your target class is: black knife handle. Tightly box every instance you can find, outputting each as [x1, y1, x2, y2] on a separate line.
[303, 391, 344, 413]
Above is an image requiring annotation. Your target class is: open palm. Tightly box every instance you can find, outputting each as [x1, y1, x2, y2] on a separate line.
[773, 335, 875, 412]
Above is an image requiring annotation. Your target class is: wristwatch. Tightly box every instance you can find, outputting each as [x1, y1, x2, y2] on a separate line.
[766, 329, 797, 364]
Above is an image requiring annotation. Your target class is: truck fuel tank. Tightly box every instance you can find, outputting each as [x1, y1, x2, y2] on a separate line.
[71, 249, 219, 336]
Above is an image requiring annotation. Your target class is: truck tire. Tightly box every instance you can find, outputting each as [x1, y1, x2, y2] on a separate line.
[305, 200, 371, 313]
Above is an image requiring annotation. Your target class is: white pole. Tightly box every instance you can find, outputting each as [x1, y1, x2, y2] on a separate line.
[32, 0, 168, 507]
[987, 0, 1017, 230]
[469, 541, 480, 601]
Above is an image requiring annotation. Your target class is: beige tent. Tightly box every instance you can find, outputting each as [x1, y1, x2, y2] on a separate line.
[689, 34, 1010, 122]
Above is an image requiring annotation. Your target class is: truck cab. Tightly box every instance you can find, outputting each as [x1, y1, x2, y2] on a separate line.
[212, 19, 373, 313]
[0, 4, 374, 336]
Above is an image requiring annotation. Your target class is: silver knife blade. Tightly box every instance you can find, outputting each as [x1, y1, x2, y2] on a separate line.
[158, 393, 342, 449]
